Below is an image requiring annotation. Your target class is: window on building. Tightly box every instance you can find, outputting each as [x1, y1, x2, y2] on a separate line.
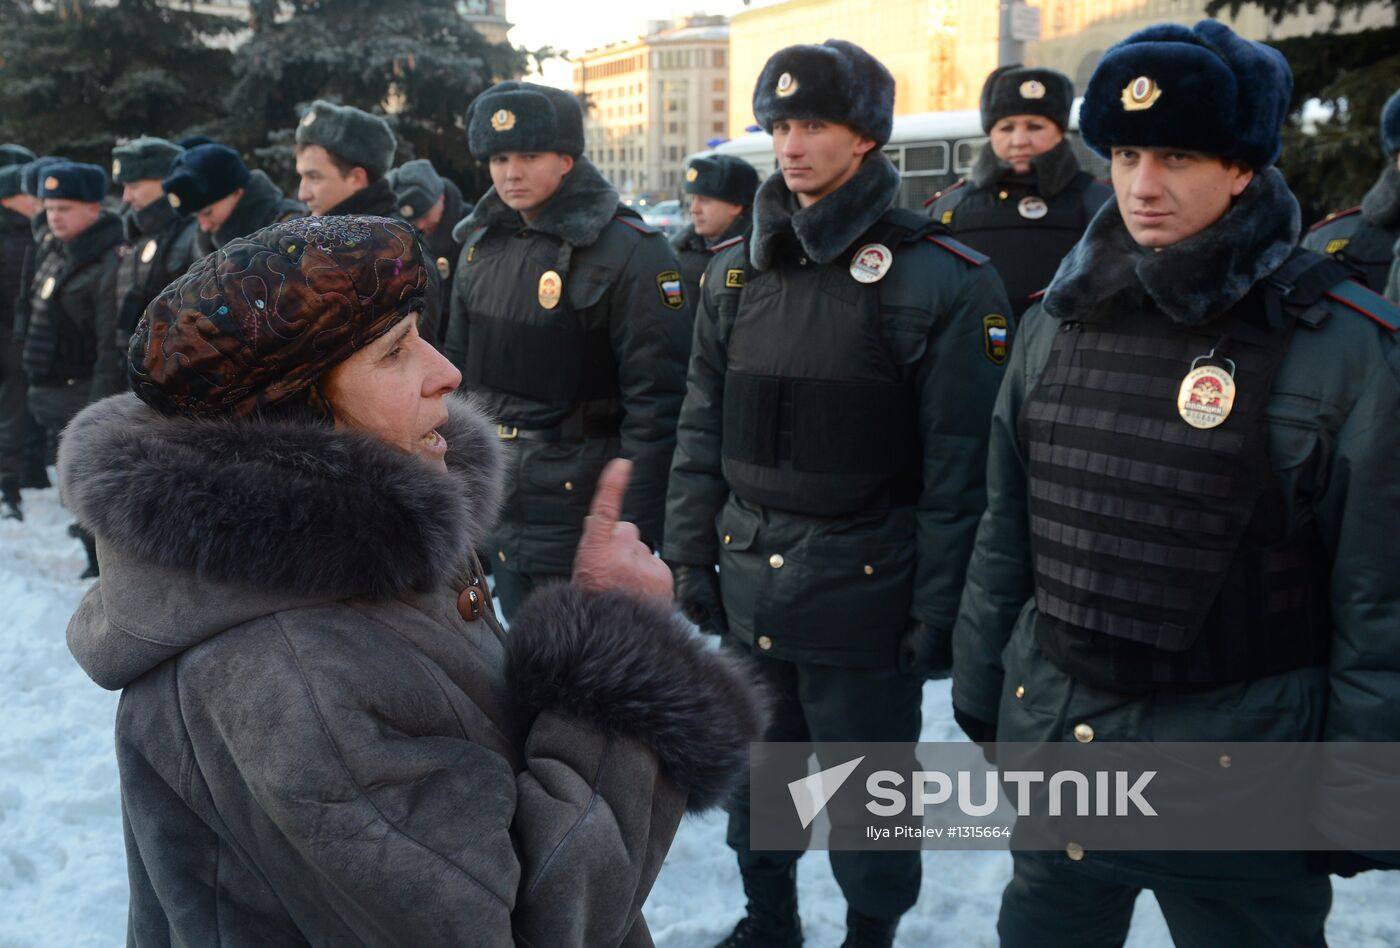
[713, 122, 725, 134]
[713, 78, 725, 92]
[713, 99, 724, 113]
[715, 50, 726, 67]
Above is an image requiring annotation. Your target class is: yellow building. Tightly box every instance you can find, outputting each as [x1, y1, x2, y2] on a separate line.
[573, 16, 731, 198]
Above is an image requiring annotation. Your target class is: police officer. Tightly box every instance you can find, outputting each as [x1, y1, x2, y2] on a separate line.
[1302, 88, 1400, 291]
[164, 144, 305, 258]
[665, 40, 1011, 948]
[446, 81, 691, 619]
[671, 154, 758, 305]
[1, 162, 37, 519]
[105, 137, 196, 394]
[928, 66, 1112, 320]
[390, 157, 472, 345]
[294, 100, 400, 219]
[953, 21, 1400, 946]
[22, 162, 125, 576]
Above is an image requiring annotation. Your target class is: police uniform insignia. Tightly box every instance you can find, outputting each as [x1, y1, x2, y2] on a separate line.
[301, 110, 317, 127]
[400, 204, 414, 218]
[466, 245, 476, 263]
[538, 269, 562, 310]
[685, 166, 699, 182]
[112, 159, 122, 177]
[776, 72, 798, 97]
[849, 243, 893, 284]
[167, 192, 181, 209]
[941, 210, 953, 225]
[725, 268, 744, 289]
[43, 176, 59, 191]
[1018, 196, 1048, 220]
[1325, 238, 1349, 255]
[39, 276, 55, 300]
[436, 256, 450, 278]
[699, 271, 706, 288]
[140, 239, 158, 264]
[657, 270, 685, 309]
[491, 109, 517, 132]
[983, 314, 1008, 364]
[1122, 75, 1162, 112]
[1019, 79, 1046, 100]
[1177, 352, 1236, 429]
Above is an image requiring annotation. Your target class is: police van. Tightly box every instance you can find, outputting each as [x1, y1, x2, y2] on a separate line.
[687, 99, 1106, 212]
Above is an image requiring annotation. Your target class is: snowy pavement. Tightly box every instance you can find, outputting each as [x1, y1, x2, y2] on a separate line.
[2, 482, 1396, 947]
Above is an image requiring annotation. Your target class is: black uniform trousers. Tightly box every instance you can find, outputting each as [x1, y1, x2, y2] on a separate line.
[491, 565, 570, 624]
[721, 634, 924, 919]
[0, 338, 46, 483]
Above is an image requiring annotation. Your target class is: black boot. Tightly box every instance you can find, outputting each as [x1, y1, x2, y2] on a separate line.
[716, 865, 803, 948]
[840, 908, 899, 948]
[79, 528, 100, 580]
[1, 476, 20, 522]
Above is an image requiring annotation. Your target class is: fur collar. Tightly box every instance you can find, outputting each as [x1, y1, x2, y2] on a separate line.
[969, 137, 1083, 199]
[123, 195, 180, 243]
[1042, 167, 1301, 326]
[58, 392, 503, 599]
[453, 155, 619, 247]
[0, 206, 28, 235]
[750, 150, 901, 270]
[214, 170, 288, 248]
[56, 211, 124, 268]
[1361, 165, 1400, 230]
[323, 177, 400, 218]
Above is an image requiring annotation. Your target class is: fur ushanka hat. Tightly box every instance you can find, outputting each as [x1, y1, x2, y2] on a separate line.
[980, 65, 1074, 132]
[753, 39, 896, 147]
[467, 81, 586, 161]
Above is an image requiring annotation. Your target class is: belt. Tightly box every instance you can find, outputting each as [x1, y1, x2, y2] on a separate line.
[497, 413, 623, 443]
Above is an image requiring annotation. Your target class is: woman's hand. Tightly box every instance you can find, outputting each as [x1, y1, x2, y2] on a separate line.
[572, 459, 674, 602]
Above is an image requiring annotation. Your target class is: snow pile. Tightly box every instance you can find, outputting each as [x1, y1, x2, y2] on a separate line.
[2, 483, 1395, 946]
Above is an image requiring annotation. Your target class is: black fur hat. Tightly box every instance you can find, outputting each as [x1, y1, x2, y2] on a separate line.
[0, 144, 36, 168]
[37, 161, 108, 203]
[21, 156, 67, 196]
[683, 155, 759, 207]
[0, 166, 23, 199]
[161, 144, 251, 215]
[980, 65, 1074, 132]
[388, 158, 445, 220]
[111, 136, 184, 185]
[295, 100, 397, 178]
[467, 81, 585, 161]
[1079, 19, 1291, 170]
[1382, 89, 1400, 158]
[753, 39, 895, 147]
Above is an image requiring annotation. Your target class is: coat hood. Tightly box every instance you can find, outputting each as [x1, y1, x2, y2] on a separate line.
[61, 392, 503, 688]
[453, 155, 619, 247]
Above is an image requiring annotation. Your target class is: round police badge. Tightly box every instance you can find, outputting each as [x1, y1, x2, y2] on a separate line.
[538, 269, 563, 310]
[491, 109, 517, 132]
[400, 204, 415, 218]
[301, 110, 317, 127]
[140, 239, 158, 264]
[1177, 358, 1237, 429]
[43, 176, 59, 192]
[685, 167, 699, 182]
[849, 243, 893, 284]
[436, 256, 450, 279]
[776, 72, 798, 98]
[1122, 75, 1162, 112]
[112, 159, 122, 178]
[1018, 196, 1048, 220]
[1019, 80, 1046, 100]
[40, 276, 55, 300]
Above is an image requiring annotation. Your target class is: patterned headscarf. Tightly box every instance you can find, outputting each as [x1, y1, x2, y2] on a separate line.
[129, 216, 428, 418]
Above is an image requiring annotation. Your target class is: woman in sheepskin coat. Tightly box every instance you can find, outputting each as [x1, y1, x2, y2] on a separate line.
[61, 215, 763, 947]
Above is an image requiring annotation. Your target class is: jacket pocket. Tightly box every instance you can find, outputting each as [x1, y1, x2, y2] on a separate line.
[519, 439, 615, 525]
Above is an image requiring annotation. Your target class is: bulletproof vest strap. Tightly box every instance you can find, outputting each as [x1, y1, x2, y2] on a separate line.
[1263, 248, 1357, 329]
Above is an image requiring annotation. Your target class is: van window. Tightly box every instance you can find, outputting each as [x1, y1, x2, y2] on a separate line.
[954, 138, 986, 174]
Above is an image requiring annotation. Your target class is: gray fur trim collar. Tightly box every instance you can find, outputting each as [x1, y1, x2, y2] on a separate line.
[750, 150, 901, 270]
[969, 137, 1083, 199]
[57, 392, 503, 598]
[1042, 167, 1301, 327]
[453, 155, 619, 247]
[1361, 165, 1400, 230]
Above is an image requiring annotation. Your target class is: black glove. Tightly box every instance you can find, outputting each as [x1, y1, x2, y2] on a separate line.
[1323, 851, 1393, 878]
[897, 621, 952, 680]
[672, 563, 728, 636]
[954, 707, 998, 766]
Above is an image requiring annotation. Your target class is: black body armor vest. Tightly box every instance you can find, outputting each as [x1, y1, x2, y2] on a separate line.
[1021, 254, 1343, 692]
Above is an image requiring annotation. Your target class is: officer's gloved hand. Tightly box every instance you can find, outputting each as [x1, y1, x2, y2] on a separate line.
[897, 621, 952, 680]
[954, 707, 998, 766]
[1323, 851, 1394, 878]
[672, 563, 728, 636]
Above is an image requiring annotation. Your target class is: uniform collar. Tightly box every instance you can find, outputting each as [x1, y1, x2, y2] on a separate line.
[969, 137, 1083, 200]
[455, 155, 619, 248]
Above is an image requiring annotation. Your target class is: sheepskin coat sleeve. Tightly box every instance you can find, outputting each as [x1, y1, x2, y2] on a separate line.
[60, 393, 763, 948]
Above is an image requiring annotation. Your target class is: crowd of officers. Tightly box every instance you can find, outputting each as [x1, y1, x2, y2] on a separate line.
[4, 16, 1400, 948]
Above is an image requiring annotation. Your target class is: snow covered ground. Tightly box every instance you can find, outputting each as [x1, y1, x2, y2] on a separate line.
[2, 481, 1397, 947]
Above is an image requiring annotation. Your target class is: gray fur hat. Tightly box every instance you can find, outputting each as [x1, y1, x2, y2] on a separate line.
[683, 155, 759, 207]
[0, 144, 36, 168]
[294, 100, 397, 178]
[467, 81, 585, 161]
[980, 66, 1074, 132]
[388, 159, 446, 220]
[753, 39, 895, 147]
[111, 136, 184, 185]
[1382, 89, 1400, 158]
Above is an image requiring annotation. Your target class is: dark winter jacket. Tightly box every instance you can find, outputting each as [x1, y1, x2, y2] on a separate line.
[322, 176, 400, 218]
[105, 199, 198, 392]
[20, 210, 125, 399]
[62, 392, 762, 947]
[11, 212, 54, 344]
[952, 168, 1400, 888]
[669, 211, 751, 311]
[665, 151, 1012, 667]
[193, 170, 305, 257]
[928, 139, 1112, 319]
[416, 178, 472, 345]
[0, 206, 30, 336]
[446, 157, 691, 574]
[1301, 164, 1400, 292]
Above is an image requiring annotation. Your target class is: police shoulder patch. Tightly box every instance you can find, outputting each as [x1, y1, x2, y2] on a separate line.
[615, 214, 659, 236]
[657, 270, 685, 310]
[983, 313, 1010, 364]
[1324, 280, 1399, 332]
[710, 234, 746, 252]
[724, 268, 745, 289]
[927, 234, 989, 266]
[1307, 206, 1360, 233]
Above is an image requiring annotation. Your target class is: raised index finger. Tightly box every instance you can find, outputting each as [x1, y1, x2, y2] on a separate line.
[583, 458, 633, 538]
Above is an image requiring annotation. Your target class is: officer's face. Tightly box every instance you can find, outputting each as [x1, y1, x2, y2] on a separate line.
[772, 119, 877, 207]
[989, 115, 1064, 174]
[44, 199, 100, 241]
[322, 316, 462, 473]
[413, 194, 447, 234]
[689, 194, 745, 239]
[121, 179, 166, 212]
[296, 145, 368, 217]
[1111, 148, 1254, 249]
[194, 189, 244, 234]
[488, 152, 574, 222]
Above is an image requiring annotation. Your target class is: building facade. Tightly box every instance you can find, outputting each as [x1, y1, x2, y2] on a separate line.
[572, 16, 730, 199]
